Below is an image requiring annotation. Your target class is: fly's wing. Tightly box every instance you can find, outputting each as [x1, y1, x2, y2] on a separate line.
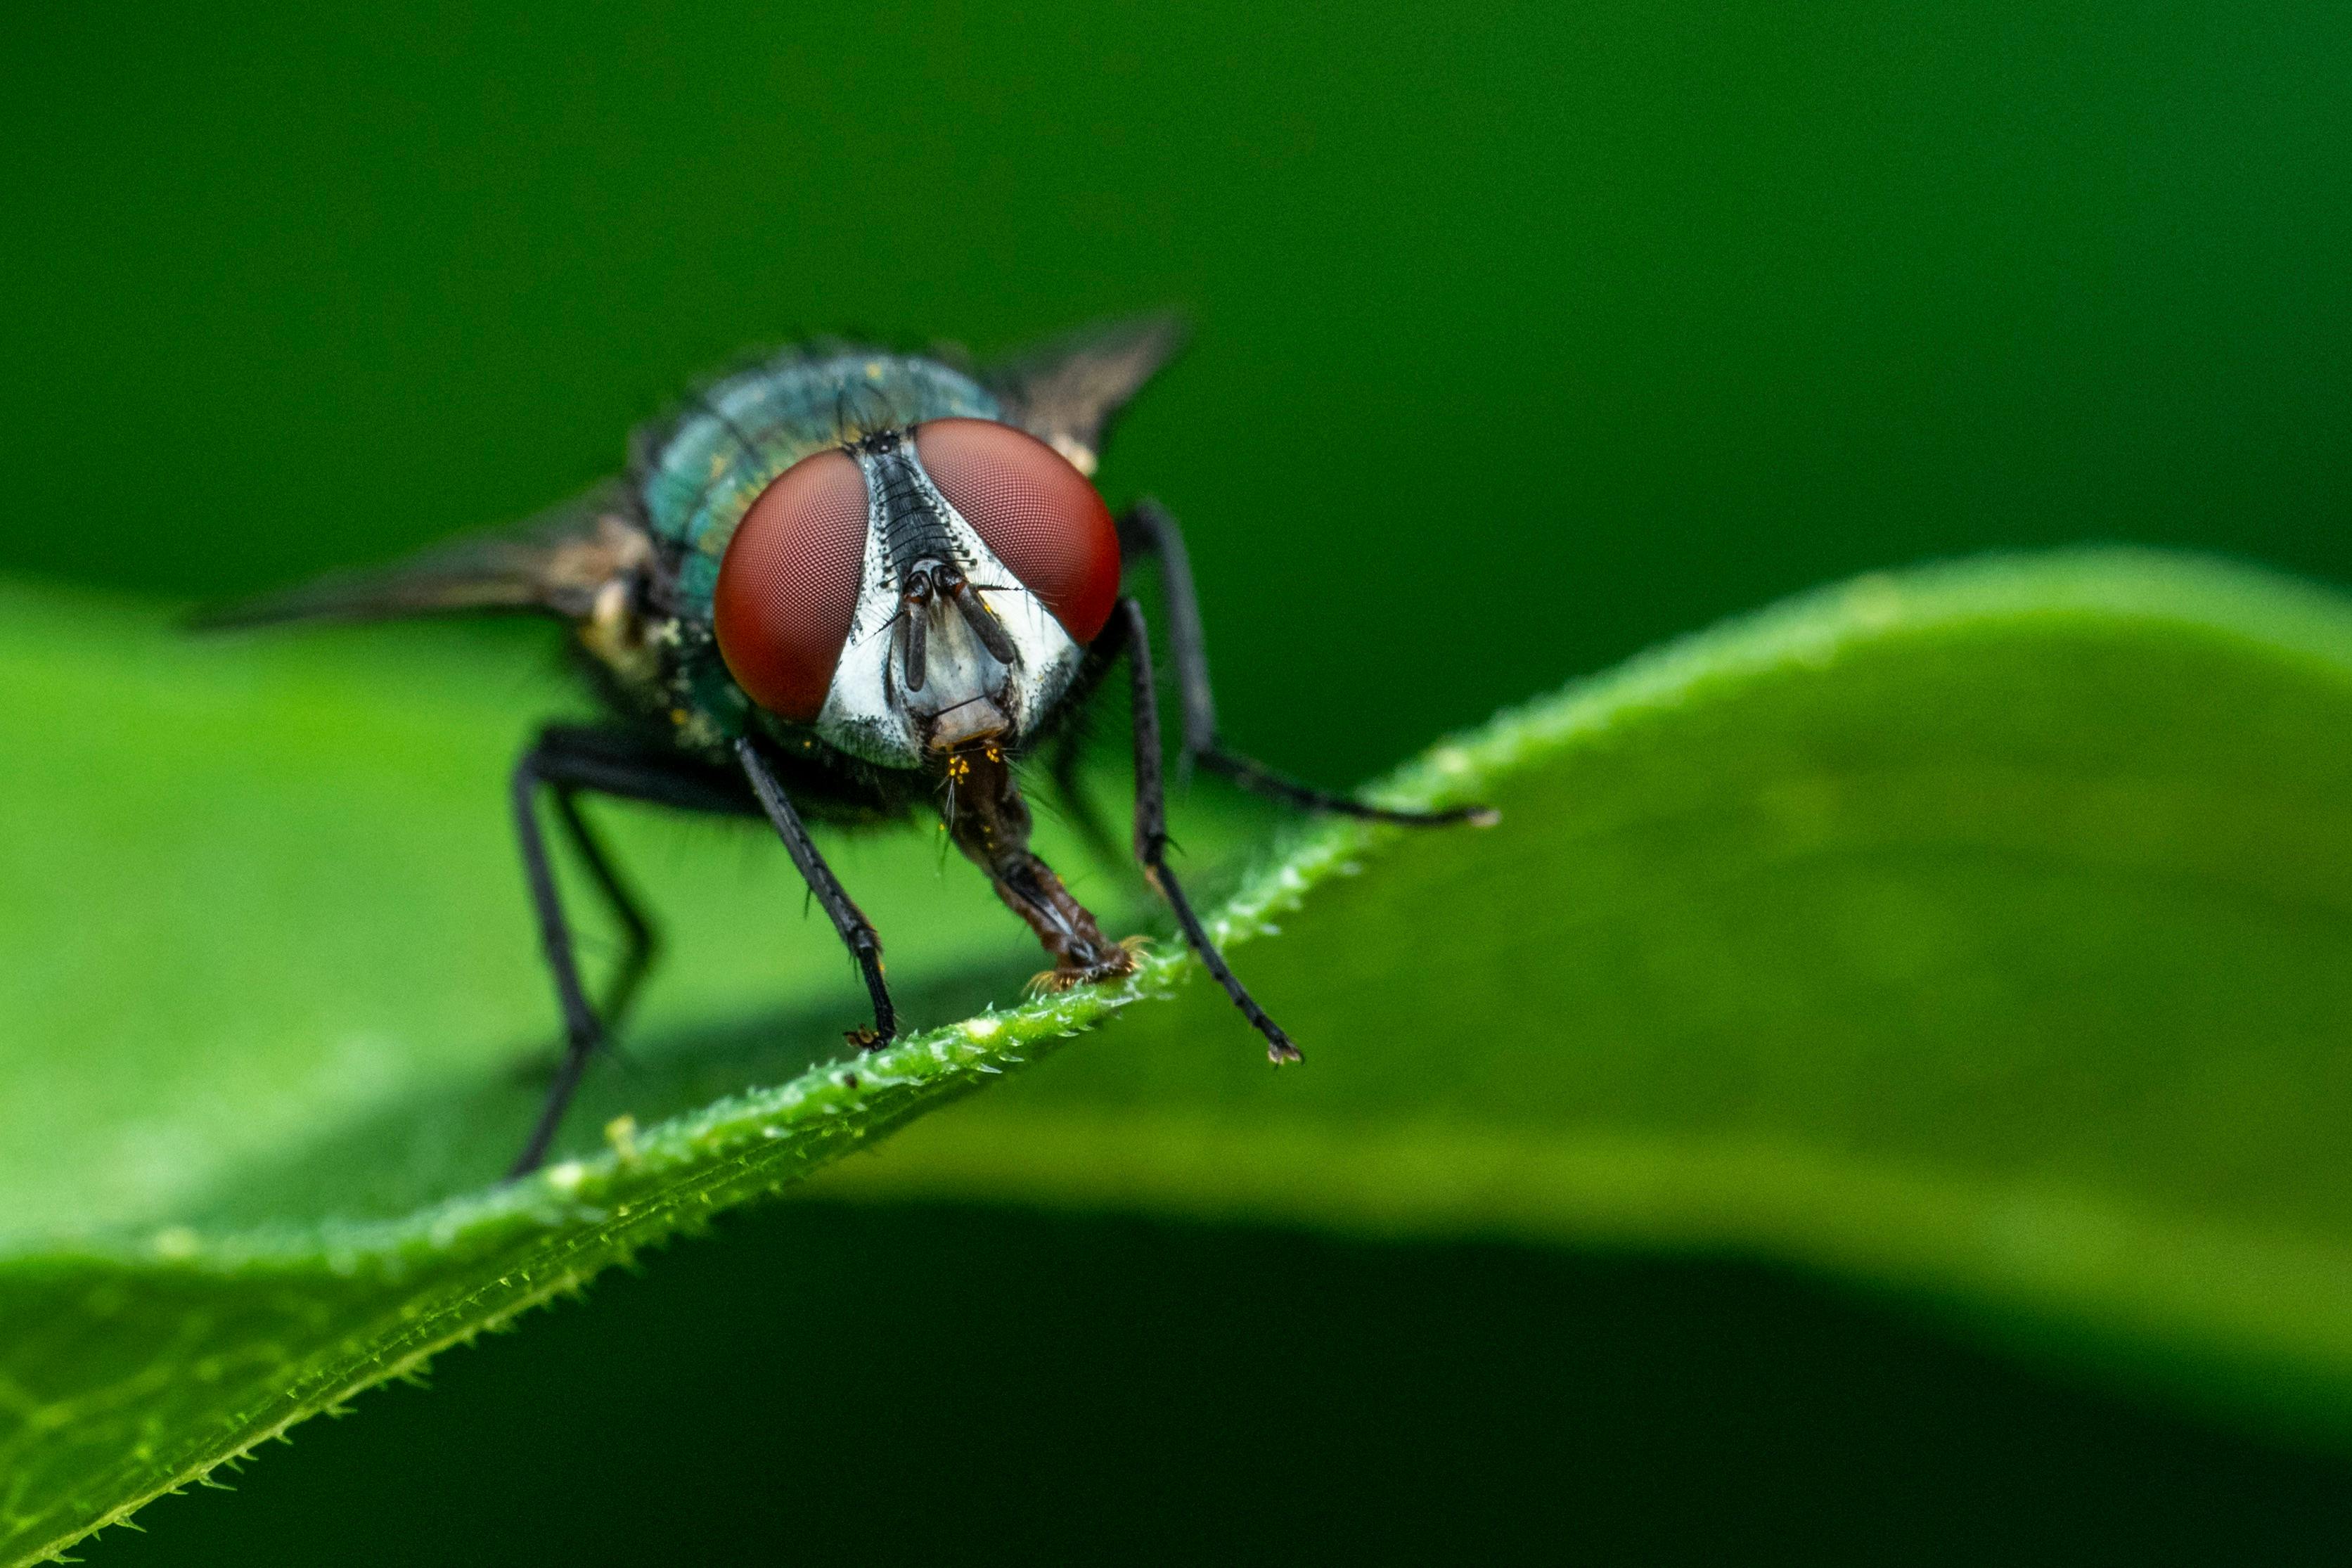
[984, 313, 1186, 477]
[193, 480, 652, 629]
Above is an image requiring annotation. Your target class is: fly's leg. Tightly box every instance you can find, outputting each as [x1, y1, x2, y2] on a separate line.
[1112, 500, 1216, 781]
[1105, 597, 1301, 1063]
[547, 785, 658, 1046]
[1117, 499, 1496, 828]
[508, 724, 757, 1178]
[735, 738, 897, 1050]
[510, 740, 602, 1178]
[943, 743, 1134, 989]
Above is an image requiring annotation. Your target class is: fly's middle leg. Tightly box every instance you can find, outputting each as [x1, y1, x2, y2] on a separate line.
[1116, 497, 1497, 828]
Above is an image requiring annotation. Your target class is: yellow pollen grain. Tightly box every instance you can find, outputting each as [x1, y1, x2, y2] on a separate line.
[604, 1114, 640, 1163]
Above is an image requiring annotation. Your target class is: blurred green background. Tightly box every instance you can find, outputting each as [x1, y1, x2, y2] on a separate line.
[8, 0, 2351, 1559]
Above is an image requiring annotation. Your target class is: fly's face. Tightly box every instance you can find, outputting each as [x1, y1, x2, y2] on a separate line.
[712, 418, 1121, 767]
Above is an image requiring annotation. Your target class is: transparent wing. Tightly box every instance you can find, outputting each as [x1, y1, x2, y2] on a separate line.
[193, 481, 651, 629]
[985, 313, 1186, 476]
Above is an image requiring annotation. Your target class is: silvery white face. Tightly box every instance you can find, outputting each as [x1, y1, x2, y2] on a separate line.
[814, 432, 1084, 768]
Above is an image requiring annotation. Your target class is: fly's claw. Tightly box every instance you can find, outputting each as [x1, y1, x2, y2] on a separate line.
[1081, 943, 1143, 984]
[1025, 967, 1081, 996]
[845, 1025, 888, 1052]
[1027, 943, 1143, 996]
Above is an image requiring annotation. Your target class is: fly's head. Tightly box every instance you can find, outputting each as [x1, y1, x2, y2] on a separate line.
[711, 418, 1121, 770]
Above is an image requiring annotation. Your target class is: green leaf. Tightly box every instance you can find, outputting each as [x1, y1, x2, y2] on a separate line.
[8, 548, 2352, 1562]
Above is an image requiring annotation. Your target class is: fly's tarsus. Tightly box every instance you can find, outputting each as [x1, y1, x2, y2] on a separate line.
[1196, 747, 1498, 828]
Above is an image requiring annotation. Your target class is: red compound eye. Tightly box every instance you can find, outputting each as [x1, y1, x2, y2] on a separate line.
[714, 448, 870, 722]
[916, 418, 1120, 643]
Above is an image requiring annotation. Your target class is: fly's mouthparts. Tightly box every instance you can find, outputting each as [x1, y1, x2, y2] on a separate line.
[924, 695, 1009, 753]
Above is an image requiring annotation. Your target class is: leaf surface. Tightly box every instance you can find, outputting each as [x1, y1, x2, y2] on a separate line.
[8, 550, 2352, 1560]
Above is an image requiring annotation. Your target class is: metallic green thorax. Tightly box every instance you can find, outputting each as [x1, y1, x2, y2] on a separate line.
[633, 349, 1002, 757]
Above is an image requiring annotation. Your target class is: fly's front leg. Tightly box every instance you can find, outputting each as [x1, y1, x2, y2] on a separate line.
[1106, 597, 1302, 1064]
[944, 744, 1136, 989]
[1117, 498, 1496, 828]
[735, 738, 897, 1048]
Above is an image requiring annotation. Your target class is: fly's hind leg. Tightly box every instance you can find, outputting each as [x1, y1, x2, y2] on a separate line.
[508, 724, 758, 1178]
[503, 783, 657, 1089]
[1117, 498, 1496, 828]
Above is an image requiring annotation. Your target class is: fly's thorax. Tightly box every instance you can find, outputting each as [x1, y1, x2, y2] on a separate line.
[815, 430, 1082, 768]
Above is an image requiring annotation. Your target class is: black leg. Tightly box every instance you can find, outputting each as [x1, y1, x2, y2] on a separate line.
[506, 725, 754, 1178]
[735, 738, 897, 1049]
[509, 742, 602, 1178]
[1191, 747, 1496, 826]
[1110, 596, 1302, 1064]
[548, 785, 658, 1043]
[1113, 499, 1219, 777]
[1118, 499, 1496, 828]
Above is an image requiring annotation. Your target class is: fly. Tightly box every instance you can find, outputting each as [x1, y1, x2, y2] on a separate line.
[203, 317, 1495, 1176]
